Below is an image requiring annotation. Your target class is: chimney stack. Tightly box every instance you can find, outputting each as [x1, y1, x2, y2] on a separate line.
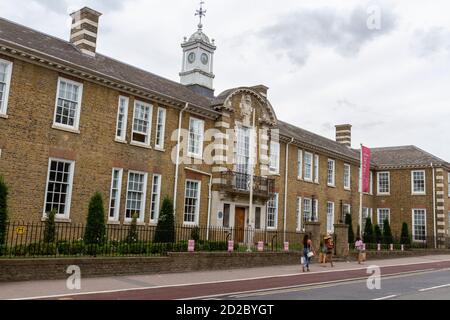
[335, 124, 352, 147]
[70, 7, 102, 57]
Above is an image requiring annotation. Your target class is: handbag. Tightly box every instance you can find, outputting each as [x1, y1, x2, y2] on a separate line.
[301, 256, 305, 265]
[307, 251, 315, 258]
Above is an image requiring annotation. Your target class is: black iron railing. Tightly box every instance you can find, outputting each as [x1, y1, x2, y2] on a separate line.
[220, 171, 275, 198]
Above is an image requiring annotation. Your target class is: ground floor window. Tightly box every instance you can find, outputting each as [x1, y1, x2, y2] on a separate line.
[150, 174, 162, 223]
[44, 158, 75, 219]
[303, 198, 312, 223]
[184, 180, 200, 224]
[296, 197, 302, 231]
[125, 171, 147, 222]
[223, 203, 230, 228]
[255, 207, 262, 229]
[412, 209, 426, 241]
[377, 208, 390, 231]
[108, 168, 123, 222]
[327, 202, 335, 233]
[266, 193, 278, 229]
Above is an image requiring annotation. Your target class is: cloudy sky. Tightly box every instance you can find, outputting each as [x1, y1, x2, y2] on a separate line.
[1, 0, 449, 160]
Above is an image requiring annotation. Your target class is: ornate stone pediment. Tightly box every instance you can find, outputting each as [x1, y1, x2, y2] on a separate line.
[240, 94, 253, 126]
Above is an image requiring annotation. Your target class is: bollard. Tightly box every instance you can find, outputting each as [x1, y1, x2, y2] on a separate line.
[188, 240, 195, 252]
[401, 244, 404, 251]
[228, 240, 234, 252]
[284, 242, 289, 252]
[377, 243, 381, 251]
[257, 241, 264, 252]
[390, 243, 394, 251]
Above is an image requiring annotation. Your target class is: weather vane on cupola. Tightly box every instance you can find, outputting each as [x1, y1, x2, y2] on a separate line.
[195, 1, 207, 30]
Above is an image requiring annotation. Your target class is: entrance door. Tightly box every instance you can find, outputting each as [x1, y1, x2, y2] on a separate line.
[235, 207, 246, 243]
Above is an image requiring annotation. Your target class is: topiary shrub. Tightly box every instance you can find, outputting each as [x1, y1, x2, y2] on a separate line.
[382, 218, 393, 244]
[84, 192, 106, 245]
[44, 209, 57, 243]
[374, 224, 382, 244]
[363, 217, 374, 244]
[126, 213, 139, 243]
[400, 222, 411, 245]
[191, 226, 200, 242]
[154, 197, 175, 243]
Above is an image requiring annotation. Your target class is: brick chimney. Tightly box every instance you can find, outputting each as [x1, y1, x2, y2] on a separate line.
[70, 7, 102, 57]
[335, 124, 352, 147]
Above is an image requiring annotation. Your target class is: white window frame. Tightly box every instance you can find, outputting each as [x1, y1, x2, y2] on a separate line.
[296, 196, 302, 231]
[303, 198, 312, 223]
[131, 100, 153, 147]
[115, 96, 129, 142]
[108, 168, 123, 222]
[377, 208, 391, 231]
[314, 154, 319, 183]
[266, 193, 278, 229]
[327, 201, 335, 233]
[327, 159, 335, 187]
[149, 174, 162, 224]
[155, 107, 166, 149]
[411, 170, 426, 195]
[124, 171, 148, 223]
[297, 149, 303, 179]
[344, 163, 351, 190]
[269, 141, 280, 174]
[53, 77, 83, 131]
[187, 117, 204, 158]
[43, 158, 75, 220]
[304, 152, 313, 182]
[377, 172, 390, 195]
[184, 179, 201, 225]
[343, 204, 351, 217]
[412, 209, 427, 242]
[0, 58, 13, 116]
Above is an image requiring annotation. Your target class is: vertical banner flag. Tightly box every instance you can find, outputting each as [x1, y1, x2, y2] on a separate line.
[361, 146, 371, 193]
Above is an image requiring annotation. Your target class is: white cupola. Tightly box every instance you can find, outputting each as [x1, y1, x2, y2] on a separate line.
[180, 2, 216, 97]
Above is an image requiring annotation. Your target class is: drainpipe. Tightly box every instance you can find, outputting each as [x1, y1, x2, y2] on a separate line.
[431, 163, 437, 249]
[283, 138, 294, 243]
[185, 167, 212, 240]
[173, 103, 189, 218]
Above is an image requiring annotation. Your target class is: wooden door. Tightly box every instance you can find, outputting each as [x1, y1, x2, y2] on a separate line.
[235, 207, 246, 243]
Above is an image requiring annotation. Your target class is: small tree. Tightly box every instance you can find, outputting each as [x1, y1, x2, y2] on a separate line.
[374, 224, 382, 244]
[0, 176, 8, 245]
[345, 214, 354, 244]
[191, 226, 200, 242]
[84, 192, 106, 245]
[400, 222, 411, 245]
[44, 209, 57, 243]
[126, 213, 139, 243]
[382, 219, 393, 244]
[363, 217, 374, 244]
[154, 197, 175, 243]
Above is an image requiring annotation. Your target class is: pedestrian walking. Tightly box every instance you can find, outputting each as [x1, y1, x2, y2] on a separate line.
[355, 236, 365, 264]
[302, 234, 315, 272]
[324, 235, 334, 267]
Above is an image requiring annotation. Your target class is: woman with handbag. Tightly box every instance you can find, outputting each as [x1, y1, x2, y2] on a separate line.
[302, 234, 315, 272]
[355, 236, 365, 264]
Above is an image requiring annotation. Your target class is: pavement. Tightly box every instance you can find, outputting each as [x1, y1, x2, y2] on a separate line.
[1, 254, 450, 300]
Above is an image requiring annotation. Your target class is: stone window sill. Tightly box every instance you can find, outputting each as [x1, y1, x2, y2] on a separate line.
[52, 124, 80, 134]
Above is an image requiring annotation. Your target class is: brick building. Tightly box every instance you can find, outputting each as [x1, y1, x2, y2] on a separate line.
[0, 7, 449, 244]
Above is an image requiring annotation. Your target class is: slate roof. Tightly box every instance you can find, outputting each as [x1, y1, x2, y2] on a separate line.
[371, 146, 450, 168]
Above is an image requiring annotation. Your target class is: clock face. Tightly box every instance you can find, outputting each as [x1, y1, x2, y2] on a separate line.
[187, 52, 196, 63]
[201, 53, 209, 65]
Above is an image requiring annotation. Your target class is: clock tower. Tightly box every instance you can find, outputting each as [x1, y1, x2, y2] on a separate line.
[180, 2, 216, 98]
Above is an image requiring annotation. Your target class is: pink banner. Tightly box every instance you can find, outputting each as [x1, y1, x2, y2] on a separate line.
[361, 146, 371, 193]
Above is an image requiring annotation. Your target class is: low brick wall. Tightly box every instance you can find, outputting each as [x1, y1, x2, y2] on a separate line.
[0, 252, 302, 282]
[1, 249, 449, 282]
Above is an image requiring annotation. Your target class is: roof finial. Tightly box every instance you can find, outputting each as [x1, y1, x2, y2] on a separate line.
[195, 1, 206, 30]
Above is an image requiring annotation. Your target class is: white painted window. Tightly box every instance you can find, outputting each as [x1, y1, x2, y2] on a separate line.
[412, 209, 426, 241]
[344, 164, 351, 190]
[412, 170, 426, 195]
[343, 204, 351, 217]
[255, 207, 262, 230]
[125, 171, 148, 222]
[184, 180, 201, 225]
[155, 107, 166, 149]
[53, 77, 83, 130]
[314, 154, 319, 183]
[236, 126, 250, 190]
[0, 58, 13, 115]
[377, 172, 390, 195]
[269, 141, 280, 174]
[132, 100, 152, 146]
[303, 198, 312, 222]
[115, 96, 129, 141]
[150, 174, 162, 224]
[296, 197, 302, 231]
[327, 159, 335, 186]
[327, 202, 335, 233]
[297, 149, 303, 179]
[304, 152, 313, 181]
[188, 117, 204, 157]
[223, 203, 230, 228]
[267, 193, 278, 229]
[108, 168, 123, 222]
[43, 158, 75, 219]
[377, 208, 390, 231]
[362, 207, 373, 231]
[314, 199, 319, 220]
